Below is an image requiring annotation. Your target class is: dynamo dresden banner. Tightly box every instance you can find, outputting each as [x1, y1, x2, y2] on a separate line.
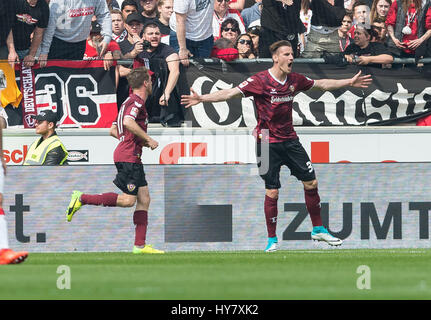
[179, 60, 431, 127]
[17, 60, 117, 128]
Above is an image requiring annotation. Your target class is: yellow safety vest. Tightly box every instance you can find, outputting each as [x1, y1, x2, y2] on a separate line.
[23, 135, 68, 165]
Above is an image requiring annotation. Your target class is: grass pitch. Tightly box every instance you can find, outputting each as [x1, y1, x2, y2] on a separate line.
[0, 249, 430, 300]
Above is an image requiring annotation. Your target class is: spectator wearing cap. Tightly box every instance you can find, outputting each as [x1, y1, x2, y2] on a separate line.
[241, 0, 262, 28]
[213, 0, 246, 40]
[169, 0, 215, 66]
[84, 21, 122, 72]
[119, 12, 145, 58]
[111, 9, 128, 43]
[39, 0, 112, 67]
[121, 0, 138, 19]
[344, 24, 393, 67]
[23, 110, 68, 166]
[116, 13, 145, 109]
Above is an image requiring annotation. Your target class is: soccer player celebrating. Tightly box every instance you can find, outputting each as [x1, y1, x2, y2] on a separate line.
[181, 40, 372, 252]
[66, 67, 164, 254]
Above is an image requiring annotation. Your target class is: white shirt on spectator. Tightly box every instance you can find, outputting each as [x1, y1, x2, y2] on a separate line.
[169, 0, 214, 41]
[212, 9, 246, 39]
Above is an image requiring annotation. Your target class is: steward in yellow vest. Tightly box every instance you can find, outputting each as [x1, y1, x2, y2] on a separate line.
[23, 110, 68, 166]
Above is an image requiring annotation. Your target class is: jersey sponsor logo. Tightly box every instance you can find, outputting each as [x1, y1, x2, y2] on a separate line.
[16, 14, 38, 25]
[270, 96, 294, 103]
[69, 7, 95, 18]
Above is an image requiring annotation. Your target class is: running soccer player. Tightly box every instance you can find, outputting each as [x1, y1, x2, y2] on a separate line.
[66, 67, 164, 254]
[181, 40, 372, 252]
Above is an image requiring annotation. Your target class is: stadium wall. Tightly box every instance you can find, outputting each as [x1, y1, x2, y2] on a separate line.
[4, 126, 431, 165]
[5, 163, 431, 252]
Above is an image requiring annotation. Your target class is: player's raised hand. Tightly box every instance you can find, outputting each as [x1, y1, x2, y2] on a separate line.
[181, 88, 201, 108]
[350, 70, 373, 88]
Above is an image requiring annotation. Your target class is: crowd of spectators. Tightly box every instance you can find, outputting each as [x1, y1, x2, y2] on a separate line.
[0, 0, 431, 126]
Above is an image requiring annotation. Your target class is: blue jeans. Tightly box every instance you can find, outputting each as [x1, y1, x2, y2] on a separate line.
[169, 31, 214, 58]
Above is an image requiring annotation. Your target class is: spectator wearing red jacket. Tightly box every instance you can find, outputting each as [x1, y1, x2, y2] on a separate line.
[386, 0, 431, 58]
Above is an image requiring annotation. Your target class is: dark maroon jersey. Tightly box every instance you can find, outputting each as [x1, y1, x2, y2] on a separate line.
[237, 70, 315, 143]
[113, 94, 148, 163]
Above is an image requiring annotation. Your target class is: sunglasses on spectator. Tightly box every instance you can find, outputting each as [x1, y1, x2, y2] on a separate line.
[223, 27, 239, 32]
[238, 39, 252, 45]
[217, 0, 230, 3]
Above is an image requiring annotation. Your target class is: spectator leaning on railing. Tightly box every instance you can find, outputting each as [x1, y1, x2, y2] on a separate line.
[9, 0, 49, 68]
[134, 22, 183, 127]
[169, 0, 215, 67]
[39, 0, 112, 67]
[344, 24, 394, 67]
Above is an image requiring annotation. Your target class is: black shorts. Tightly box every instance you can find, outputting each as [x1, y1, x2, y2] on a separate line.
[256, 138, 316, 189]
[113, 162, 148, 195]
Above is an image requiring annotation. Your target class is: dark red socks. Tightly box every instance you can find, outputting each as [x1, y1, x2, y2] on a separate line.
[304, 188, 322, 227]
[81, 193, 118, 207]
[133, 210, 148, 246]
[264, 195, 278, 238]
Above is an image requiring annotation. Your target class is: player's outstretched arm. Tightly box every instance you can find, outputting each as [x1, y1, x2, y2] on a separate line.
[181, 87, 243, 108]
[313, 70, 372, 91]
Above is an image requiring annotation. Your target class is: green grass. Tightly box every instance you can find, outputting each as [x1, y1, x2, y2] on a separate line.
[1, 249, 431, 300]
